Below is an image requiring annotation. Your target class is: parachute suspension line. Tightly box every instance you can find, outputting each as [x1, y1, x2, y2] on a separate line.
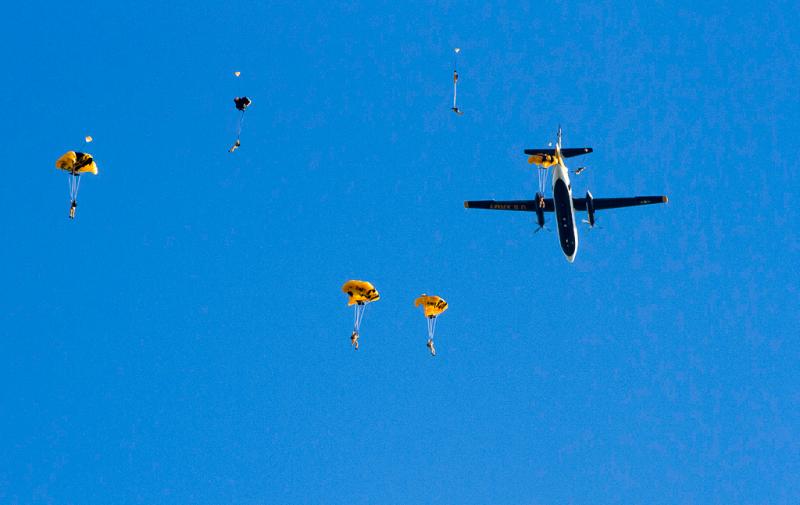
[452, 48, 460, 110]
[68, 172, 81, 202]
[237, 110, 246, 139]
[354, 302, 366, 332]
[538, 166, 550, 196]
[427, 316, 437, 339]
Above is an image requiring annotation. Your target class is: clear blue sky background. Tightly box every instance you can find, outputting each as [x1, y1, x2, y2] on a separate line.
[1, 1, 798, 503]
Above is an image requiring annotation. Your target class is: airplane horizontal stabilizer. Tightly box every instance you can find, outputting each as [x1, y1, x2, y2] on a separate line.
[523, 147, 593, 158]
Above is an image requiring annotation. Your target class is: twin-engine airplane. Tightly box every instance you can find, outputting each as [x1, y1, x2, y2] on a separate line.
[464, 127, 668, 262]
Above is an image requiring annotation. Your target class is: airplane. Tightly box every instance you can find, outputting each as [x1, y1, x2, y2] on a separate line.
[464, 127, 668, 262]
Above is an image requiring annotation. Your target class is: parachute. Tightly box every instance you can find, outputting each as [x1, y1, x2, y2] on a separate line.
[451, 48, 463, 115]
[342, 280, 380, 350]
[56, 151, 98, 219]
[234, 96, 251, 111]
[230, 96, 252, 152]
[84, 135, 93, 143]
[415, 294, 448, 356]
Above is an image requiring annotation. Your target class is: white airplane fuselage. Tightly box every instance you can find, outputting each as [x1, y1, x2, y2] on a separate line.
[552, 158, 579, 262]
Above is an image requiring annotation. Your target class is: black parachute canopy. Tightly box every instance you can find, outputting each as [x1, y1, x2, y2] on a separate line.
[234, 96, 252, 111]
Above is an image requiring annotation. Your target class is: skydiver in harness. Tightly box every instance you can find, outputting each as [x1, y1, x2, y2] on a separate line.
[68, 158, 91, 219]
[69, 168, 78, 219]
[451, 70, 463, 115]
[351, 331, 359, 350]
[426, 338, 436, 356]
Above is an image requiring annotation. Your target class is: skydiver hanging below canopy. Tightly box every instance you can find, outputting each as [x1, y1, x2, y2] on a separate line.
[529, 136, 560, 208]
[451, 48, 463, 115]
[342, 280, 380, 350]
[415, 294, 448, 356]
[229, 96, 252, 152]
[55, 151, 98, 219]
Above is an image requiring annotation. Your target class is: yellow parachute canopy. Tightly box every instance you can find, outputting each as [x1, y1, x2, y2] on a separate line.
[527, 153, 560, 168]
[342, 280, 380, 305]
[414, 294, 448, 318]
[56, 151, 98, 175]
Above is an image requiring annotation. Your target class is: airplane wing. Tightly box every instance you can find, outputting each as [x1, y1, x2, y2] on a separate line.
[464, 199, 554, 212]
[523, 147, 593, 158]
[572, 196, 668, 211]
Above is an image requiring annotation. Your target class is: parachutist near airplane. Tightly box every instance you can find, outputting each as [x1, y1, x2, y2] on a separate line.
[464, 127, 668, 262]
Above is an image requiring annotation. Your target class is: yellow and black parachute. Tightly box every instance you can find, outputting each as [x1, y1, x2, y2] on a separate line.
[342, 280, 380, 340]
[414, 294, 448, 340]
[56, 151, 98, 219]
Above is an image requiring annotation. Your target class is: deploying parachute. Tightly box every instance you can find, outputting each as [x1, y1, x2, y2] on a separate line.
[234, 96, 251, 111]
[230, 96, 252, 152]
[55, 151, 98, 219]
[342, 280, 380, 350]
[451, 48, 463, 115]
[414, 294, 448, 356]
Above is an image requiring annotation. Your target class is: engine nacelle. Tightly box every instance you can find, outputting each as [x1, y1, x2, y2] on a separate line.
[585, 191, 596, 227]
[535, 192, 546, 229]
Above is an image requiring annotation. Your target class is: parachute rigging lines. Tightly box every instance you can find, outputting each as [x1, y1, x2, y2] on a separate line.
[537, 163, 548, 195]
[426, 316, 438, 340]
[451, 48, 463, 115]
[230, 96, 252, 152]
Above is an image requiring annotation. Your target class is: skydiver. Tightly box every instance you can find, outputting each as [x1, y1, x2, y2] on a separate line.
[451, 71, 463, 115]
[351, 331, 359, 350]
[229, 139, 241, 153]
[69, 200, 77, 219]
[426, 338, 436, 356]
[574, 166, 587, 175]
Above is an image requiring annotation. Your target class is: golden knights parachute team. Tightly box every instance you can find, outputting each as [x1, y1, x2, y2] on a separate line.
[342, 281, 449, 356]
[50, 51, 666, 357]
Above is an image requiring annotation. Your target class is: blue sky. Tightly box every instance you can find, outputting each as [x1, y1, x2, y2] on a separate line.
[1, 1, 799, 503]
